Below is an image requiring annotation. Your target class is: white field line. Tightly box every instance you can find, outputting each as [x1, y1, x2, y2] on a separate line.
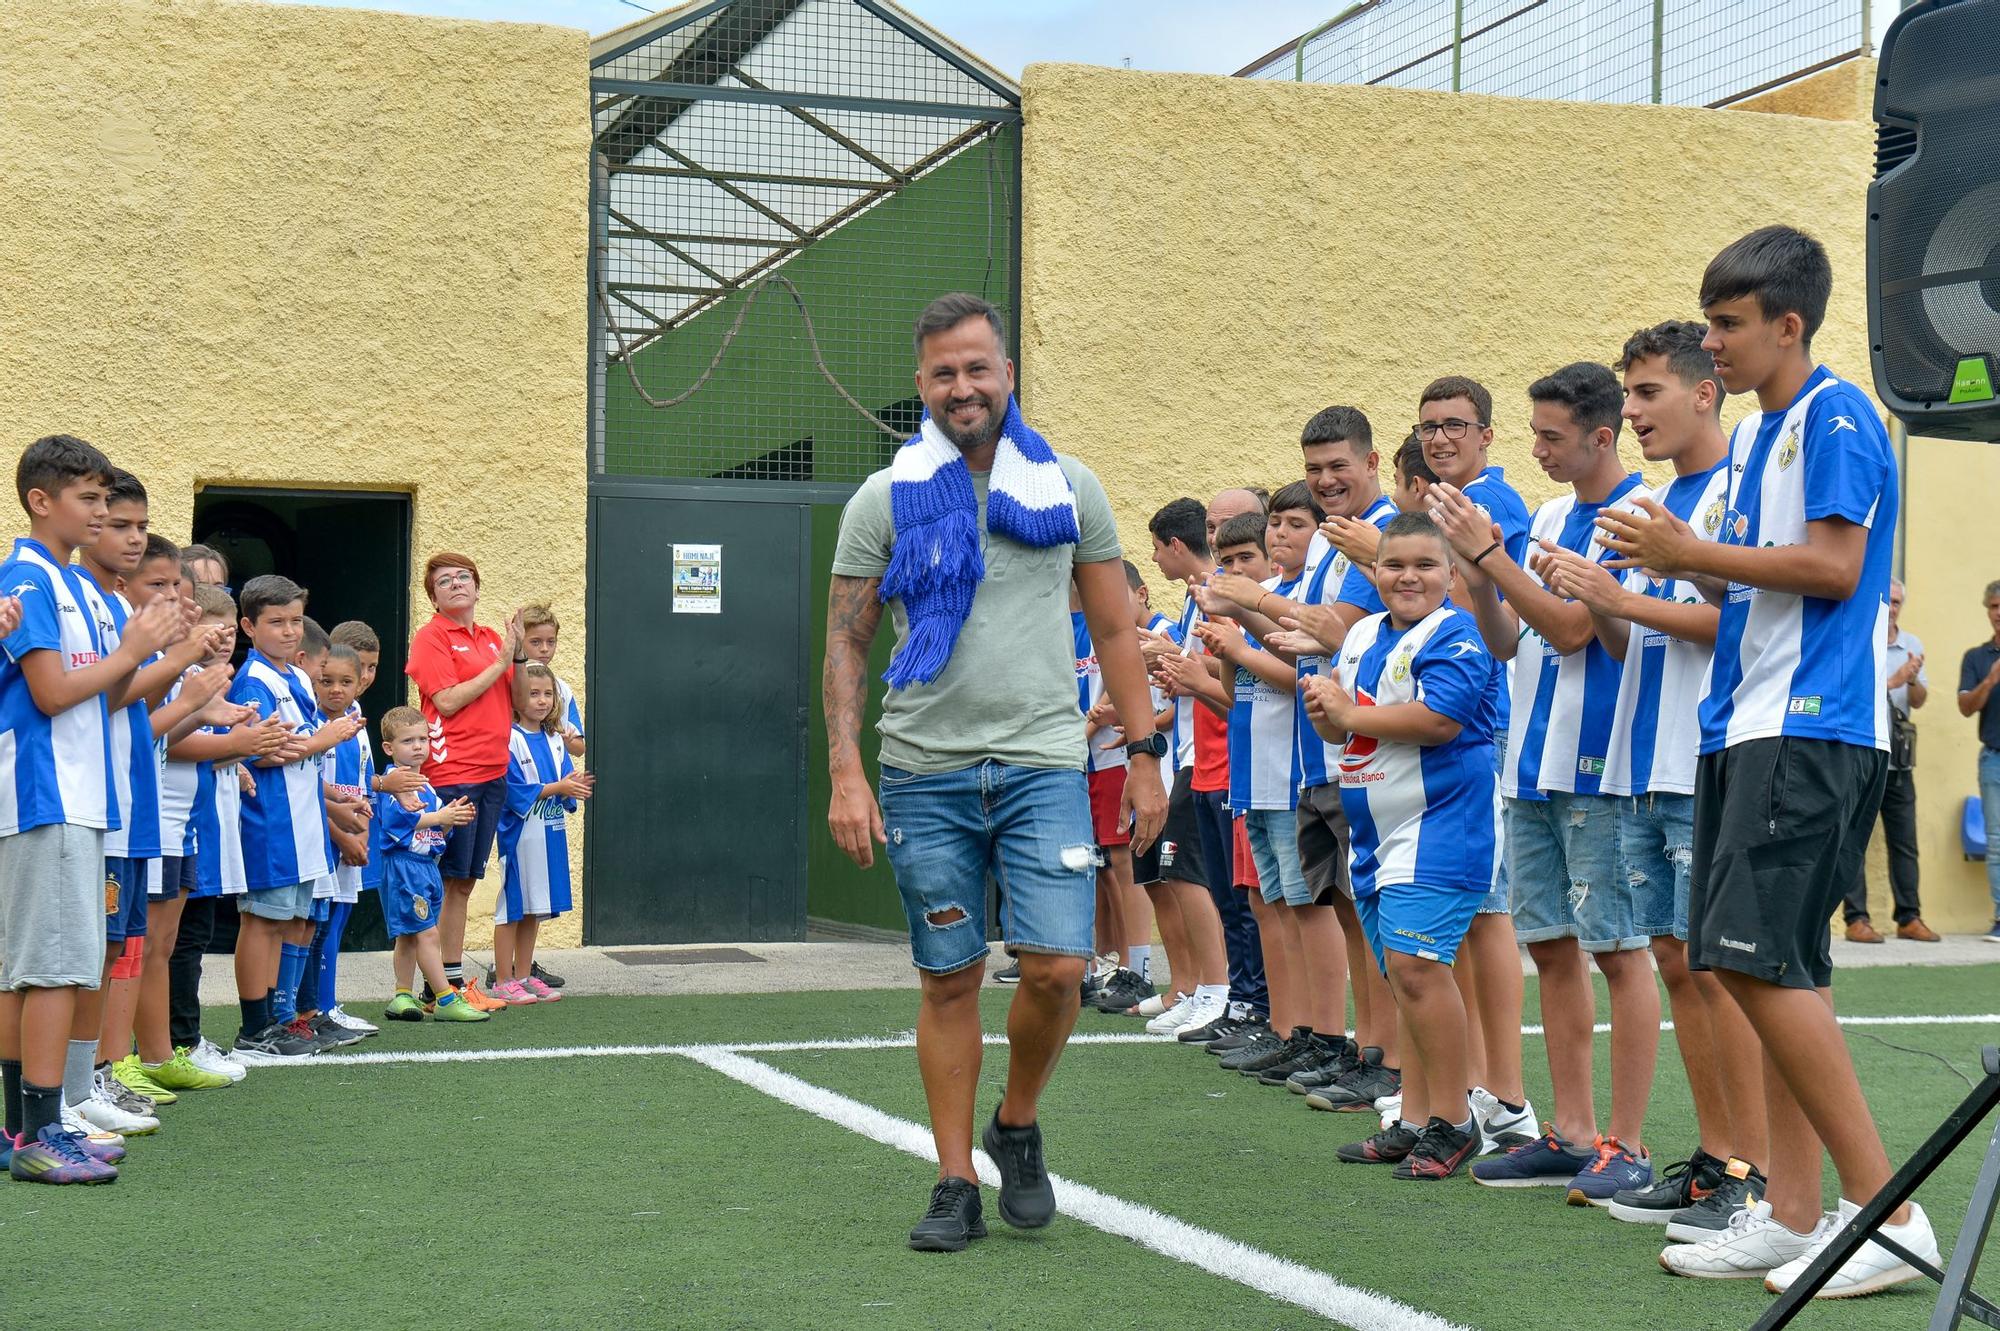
[266, 1011, 2000, 1069]
[683, 1046, 1471, 1331]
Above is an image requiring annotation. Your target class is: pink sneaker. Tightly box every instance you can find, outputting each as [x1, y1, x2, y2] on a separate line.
[10, 1125, 118, 1184]
[493, 979, 538, 1005]
[521, 975, 564, 1002]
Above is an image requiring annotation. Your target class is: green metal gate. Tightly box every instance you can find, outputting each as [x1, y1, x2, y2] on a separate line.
[584, 0, 1022, 942]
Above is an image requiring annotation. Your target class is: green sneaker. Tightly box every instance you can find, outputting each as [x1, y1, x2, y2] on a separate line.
[384, 993, 426, 1022]
[113, 1054, 178, 1105]
[430, 996, 491, 1023]
[144, 1048, 233, 1091]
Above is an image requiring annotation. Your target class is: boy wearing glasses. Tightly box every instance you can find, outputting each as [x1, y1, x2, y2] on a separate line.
[1603, 227, 1938, 1296]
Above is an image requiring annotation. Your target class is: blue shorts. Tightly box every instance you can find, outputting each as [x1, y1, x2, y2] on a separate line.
[106, 857, 151, 942]
[1479, 730, 1512, 914]
[1357, 884, 1483, 971]
[878, 761, 1096, 975]
[1619, 793, 1691, 942]
[1243, 807, 1310, 906]
[148, 854, 198, 901]
[433, 779, 505, 882]
[381, 856, 445, 939]
[1506, 791, 1643, 952]
[241, 880, 315, 922]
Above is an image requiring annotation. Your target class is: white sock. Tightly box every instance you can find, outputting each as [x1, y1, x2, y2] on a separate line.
[1194, 983, 1228, 1002]
[1127, 944, 1151, 979]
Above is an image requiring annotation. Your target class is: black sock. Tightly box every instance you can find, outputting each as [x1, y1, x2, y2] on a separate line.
[256, 993, 275, 1031]
[20, 1080, 61, 1140]
[240, 997, 262, 1038]
[443, 962, 464, 988]
[2, 1059, 21, 1139]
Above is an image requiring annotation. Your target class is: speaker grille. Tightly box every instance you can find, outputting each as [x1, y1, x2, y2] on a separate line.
[1873, 125, 1916, 176]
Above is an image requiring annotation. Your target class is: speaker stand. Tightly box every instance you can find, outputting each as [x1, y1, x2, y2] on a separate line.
[1753, 1046, 2000, 1330]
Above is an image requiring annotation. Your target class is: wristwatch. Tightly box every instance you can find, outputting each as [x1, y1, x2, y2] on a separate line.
[1125, 732, 1168, 762]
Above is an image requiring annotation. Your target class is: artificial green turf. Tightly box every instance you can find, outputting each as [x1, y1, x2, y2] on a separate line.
[2, 966, 1995, 1331]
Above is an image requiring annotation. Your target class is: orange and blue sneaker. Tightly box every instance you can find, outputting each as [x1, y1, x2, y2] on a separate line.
[9, 1124, 119, 1184]
[1566, 1136, 1653, 1207]
[1471, 1124, 1593, 1188]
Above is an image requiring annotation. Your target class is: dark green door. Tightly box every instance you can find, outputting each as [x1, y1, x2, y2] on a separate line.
[586, 487, 809, 944]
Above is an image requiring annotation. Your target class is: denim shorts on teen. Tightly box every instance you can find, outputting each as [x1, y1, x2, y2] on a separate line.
[241, 879, 315, 922]
[879, 761, 1097, 975]
[1244, 806, 1311, 906]
[1479, 729, 1512, 915]
[1506, 790, 1644, 952]
[1357, 883, 1484, 972]
[1619, 792, 1693, 942]
[107, 857, 151, 942]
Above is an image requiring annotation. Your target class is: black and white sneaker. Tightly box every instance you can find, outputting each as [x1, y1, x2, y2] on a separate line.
[982, 1112, 1057, 1228]
[1663, 1158, 1768, 1243]
[233, 1023, 312, 1065]
[1087, 969, 1155, 1014]
[1286, 1036, 1359, 1093]
[531, 960, 567, 989]
[993, 963, 1021, 984]
[1206, 1017, 1271, 1055]
[908, 1176, 987, 1252]
[1217, 1028, 1289, 1072]
[1303, 1045, 1399, 1111]
[1256, 1028, 1330, 1084]
[1177, 1008, 1238, 1044]
[307, 1012, 365, 1051]
[1606, 1148, 1726, 1225]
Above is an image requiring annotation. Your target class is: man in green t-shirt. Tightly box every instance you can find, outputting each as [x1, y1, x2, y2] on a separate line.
[827, 293, 1166, 1253]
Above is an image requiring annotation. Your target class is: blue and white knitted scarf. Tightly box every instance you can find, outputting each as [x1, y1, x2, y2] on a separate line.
[879, 396, 1079, 689]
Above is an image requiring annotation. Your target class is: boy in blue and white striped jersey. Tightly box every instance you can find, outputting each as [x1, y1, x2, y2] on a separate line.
[520, 604, 585, 760]
[492, 664, 591, 1004]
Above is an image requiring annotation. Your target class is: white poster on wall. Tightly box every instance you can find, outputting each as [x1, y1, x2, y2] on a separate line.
[672, 543, 722, 614]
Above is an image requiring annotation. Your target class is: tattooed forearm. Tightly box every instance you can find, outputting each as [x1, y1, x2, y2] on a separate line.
[825, 575, 884, 779]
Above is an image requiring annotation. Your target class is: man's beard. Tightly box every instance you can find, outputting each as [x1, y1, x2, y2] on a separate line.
[937, 395, 1004, 451]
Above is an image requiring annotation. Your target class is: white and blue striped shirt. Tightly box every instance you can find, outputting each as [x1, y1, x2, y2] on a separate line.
[1166, 593, 1202, 772]
[1073, 609, 1127, 774]
[81, 588, 162, 859]
[0, 538, 119, 835]
[1335, 606, 1500, 897]
[1296, 495, 1398, 790]
[1228, 572, 1303, 812]
[229, 649, 333, 889]
[1602, 463, 1730, 797]
[499, 724, 575, 920]
[1700, 367, 1896, 755]
[1502, 474, 1644, 797]
[156, 671, 206, 858]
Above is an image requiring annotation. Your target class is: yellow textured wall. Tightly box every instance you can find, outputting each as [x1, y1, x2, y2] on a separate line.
[1733, 58, 1876, 123]
[1019, 64, 1995, 935]
[0, 0, 591, 947]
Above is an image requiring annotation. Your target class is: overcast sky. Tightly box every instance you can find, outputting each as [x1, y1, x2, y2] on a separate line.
[268, 0, 1341, 75]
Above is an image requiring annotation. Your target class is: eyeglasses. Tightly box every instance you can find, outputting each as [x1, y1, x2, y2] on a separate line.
[1414, 419, 1486, 442]
[432, 571, 476, 589]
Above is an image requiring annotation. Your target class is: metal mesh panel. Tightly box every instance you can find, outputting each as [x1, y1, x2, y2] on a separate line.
[1239, 0, 1868, 108]
[590, 0, 1021, 484]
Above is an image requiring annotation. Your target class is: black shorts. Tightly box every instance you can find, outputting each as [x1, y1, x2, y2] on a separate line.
[148, 854, 199, 901]
[433, 778, 506, 882]
[1689, 736, 1886, 990]
[1147, 768, 1209, 889]
[1295, 782, 1352, 905]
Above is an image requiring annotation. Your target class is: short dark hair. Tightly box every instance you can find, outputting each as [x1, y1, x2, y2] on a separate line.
[300, 615, 330, 659]
[1528, 361, 1624, 440]
[1214, 512, 1267, 554]
[106, 468, 147, 509]
[329, 619, 381, 653]
[1394, 432, 1437, 487]
[1419, 376, 1493, 427]
[16, 434, 113, 514]
[1301, 405, 1372, 454]
[141, 533, 180, 567]
[239, 573, 307, 624]
[1699, 225, 1832, 347]
[1121, 558, 1148, 591]
[1617, 320, 1723, 412]
[1269, 480, 1325, 524]
[913, 293, 1007, 358]
[324, 642, 362, 673]
[180, 543, 229, 584]
[1380, 511, 1448, 547]
[1148, 497, 1208, 558]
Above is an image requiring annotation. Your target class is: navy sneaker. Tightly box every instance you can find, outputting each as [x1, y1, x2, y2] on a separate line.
[1565, 1136, 1653, 1207]
[1470, 1127, 1594, 1188]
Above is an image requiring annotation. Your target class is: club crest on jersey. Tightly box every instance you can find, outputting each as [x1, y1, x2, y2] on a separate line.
[1777, 429, 1799, 470]
[1330, 554, 1350, 584]
[411, 892, 430, 921]
[1787, 695, 1823, 716]
[1391, 648, 1414, 684]
[1701, 499, 1724, 536]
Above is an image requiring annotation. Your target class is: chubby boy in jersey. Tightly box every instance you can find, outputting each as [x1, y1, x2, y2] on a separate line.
[1303, 512, 1499, 1180]
[374, 707, 485, 1023]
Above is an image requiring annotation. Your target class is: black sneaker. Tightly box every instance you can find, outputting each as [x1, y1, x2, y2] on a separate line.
[250, 1022, 316, 1060]
[1286, 1036, 1359, 1093]
[1086, 969, 1154, 1013]
[419, 982, 439, 1005]
[1206, 1018, 1271, 1055]
[982, 1113, 1057, 1229]
[484, 964, 498, 988]
[1606, 1148, 1726, 1225]
[1256, 1029, 1334, 1085]
[1396, 1117, 1479, 1180]
[908, 1176, 987, 1252]
[1177, 1010, 1239, 1044]
[1216, 1028, 1287, 1071]
[531, 960, 566, 989]
[1663, 1159, 1767, 1243]
[306, 1012, 363, 1051]
[993, 963, 1021, 984]
[1336, 1121, 1419, 1164]
[1303, 1045, 1399, 1111]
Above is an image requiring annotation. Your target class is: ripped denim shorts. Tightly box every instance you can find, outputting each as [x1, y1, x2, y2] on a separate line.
[878, 761, 1098, 974]
[1504, 790, 1645, 953]
[1619, 791, 1693, 943]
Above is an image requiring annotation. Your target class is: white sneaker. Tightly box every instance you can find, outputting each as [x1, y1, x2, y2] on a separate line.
[75, 1089, 160, 1136]
[62, 1103, 127, 1150]
[190, 1038, 249, 1083]
[1472, 1089, 1537, 1155]
[1143, 992, 1193, 1031]
[1764, 1197, 1938, 1297]
[325, 1005, 379, 1036]
[1154, 990, 1222, 1036]
[1660, 1200, 1818, 1279]
[1135, 990, 1183, 1020]
[1376, 1092, 1403, 1131]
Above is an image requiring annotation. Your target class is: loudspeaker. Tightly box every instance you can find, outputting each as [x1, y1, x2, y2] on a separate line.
[1867, 0, 2000, 442]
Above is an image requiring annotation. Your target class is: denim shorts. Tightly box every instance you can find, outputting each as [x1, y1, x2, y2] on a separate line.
[1244, 807, 1311, 906]
[1619, 792, 1692, 942]
[879, 762, 1097, 975]
[1479, 730, 1512, 915]
[241, 879, 315, 922]
[1506, 791, 1643, 952]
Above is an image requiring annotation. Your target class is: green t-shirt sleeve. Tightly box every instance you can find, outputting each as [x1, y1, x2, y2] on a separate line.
[831, 471, 894, 578]
[1064, 457, 1123, 564]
